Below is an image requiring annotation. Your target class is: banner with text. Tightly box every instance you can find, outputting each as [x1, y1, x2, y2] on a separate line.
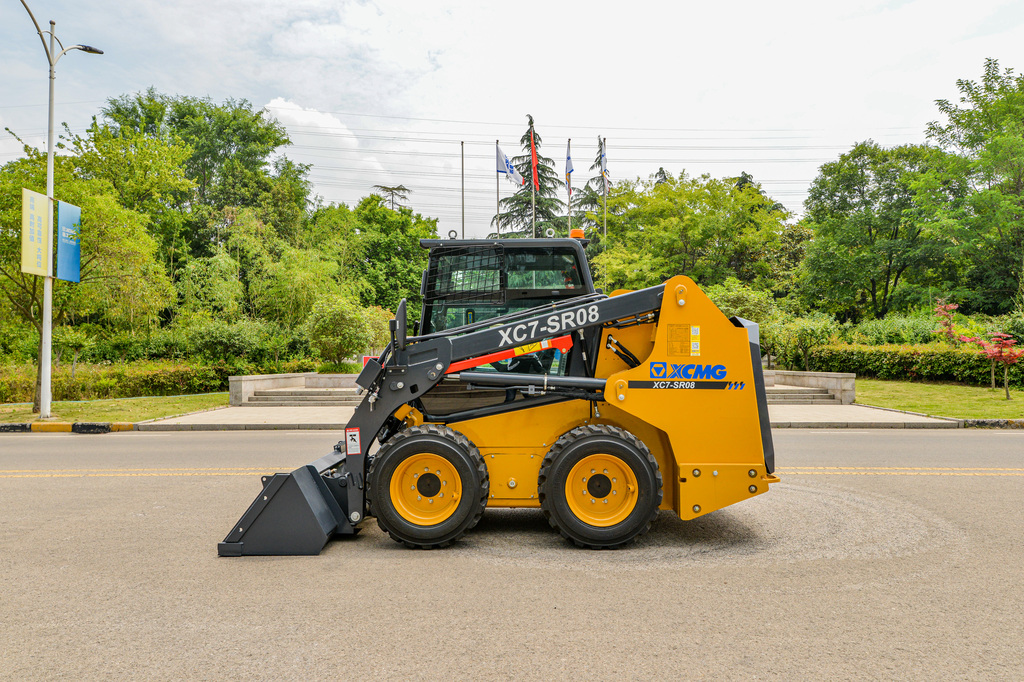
[56, 201, 81, 283]
[21, 188, 49, 276]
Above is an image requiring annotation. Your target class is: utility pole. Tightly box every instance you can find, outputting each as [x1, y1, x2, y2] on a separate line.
[461, 141, 465, 239]
[19, 0, 102, 417]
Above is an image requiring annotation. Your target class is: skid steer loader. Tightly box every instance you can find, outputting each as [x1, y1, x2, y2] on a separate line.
[218, 236, 777, 555]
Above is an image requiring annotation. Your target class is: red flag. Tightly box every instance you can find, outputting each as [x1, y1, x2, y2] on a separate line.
[530, 128, 539, 191]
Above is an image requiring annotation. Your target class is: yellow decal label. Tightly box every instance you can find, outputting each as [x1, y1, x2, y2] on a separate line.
[513, 341, 543, 356]
[667, 325, 691, 357]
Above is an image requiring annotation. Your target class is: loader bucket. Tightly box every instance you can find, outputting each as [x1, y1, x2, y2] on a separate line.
[218, 465, 346, 556]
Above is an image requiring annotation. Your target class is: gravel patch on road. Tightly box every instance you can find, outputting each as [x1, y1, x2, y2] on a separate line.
[354, 481, 965, 572]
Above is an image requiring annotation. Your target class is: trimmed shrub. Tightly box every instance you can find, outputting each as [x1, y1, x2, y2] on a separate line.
[305, 295, 372, 363]
[0, 357, 324, 403]
[807, 343, 1024, 388]
[847, 314, 938, 345]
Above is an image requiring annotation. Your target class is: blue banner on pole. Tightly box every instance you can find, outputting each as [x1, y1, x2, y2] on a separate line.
[56, 201, 81, 283]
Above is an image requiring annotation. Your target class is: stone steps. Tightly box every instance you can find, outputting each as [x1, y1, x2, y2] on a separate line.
[766, 385, 837, 405]
[243, 387, 362, 407]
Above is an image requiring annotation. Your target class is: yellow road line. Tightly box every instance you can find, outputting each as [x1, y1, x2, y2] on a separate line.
[0, 472, 272, 479]
[0, 467, 285, 474]
[780, 466, 1024, 471]
[778, 466, 1019, 473]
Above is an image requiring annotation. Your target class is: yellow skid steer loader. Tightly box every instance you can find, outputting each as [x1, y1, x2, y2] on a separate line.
[219, 237, 777, 555]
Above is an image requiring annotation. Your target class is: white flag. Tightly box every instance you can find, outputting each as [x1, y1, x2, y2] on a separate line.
[496, 144, 526, 186]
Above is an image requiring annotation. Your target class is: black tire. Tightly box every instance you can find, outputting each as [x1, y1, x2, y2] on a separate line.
[538, 425, 662, 549]
[367, 424, 488, 549]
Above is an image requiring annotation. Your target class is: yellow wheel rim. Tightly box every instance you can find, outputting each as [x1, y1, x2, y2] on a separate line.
[564, 453, 638, 527]
[389, 453, 462, 526]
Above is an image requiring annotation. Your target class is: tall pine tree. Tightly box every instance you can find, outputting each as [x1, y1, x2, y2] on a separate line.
[493, 115, 565, 237]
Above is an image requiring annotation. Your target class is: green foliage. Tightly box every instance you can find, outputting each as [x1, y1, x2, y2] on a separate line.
[494, 115, 566, 236]
[593, 170, 790, 292]
[0, 154, 174, 335]
[0, 361, 229, 403]
[175, 249, 243, 320]
[704, 278, 779, 324]
[844, 313, 937, 345]
[800, 141, 948, 320]
[99, 89, 311, 258]
[305, 295, 373, 363]
[924, 59, 1024, 314]
[250, 246, 340, 327]
[317, 361, 363, 374]
[345, 196, 436, 314]
[363, 305, 395, 350]
[806, 343, 1023, 388]
[777, 314, 840, 371]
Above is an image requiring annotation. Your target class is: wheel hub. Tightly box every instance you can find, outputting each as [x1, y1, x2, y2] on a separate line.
[389, 453, 462, 525]
[564, 453, 639, 527]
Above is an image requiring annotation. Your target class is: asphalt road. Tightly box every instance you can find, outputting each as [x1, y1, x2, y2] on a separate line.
[1, 430, 1022, 681]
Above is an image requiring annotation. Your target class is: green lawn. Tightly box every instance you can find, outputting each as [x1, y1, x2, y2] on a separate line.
[856, 379, 1024, 419]
[0, 393, 229, 424]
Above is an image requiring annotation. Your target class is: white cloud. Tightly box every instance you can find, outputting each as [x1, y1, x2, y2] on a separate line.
[4, 0, 1024, 236]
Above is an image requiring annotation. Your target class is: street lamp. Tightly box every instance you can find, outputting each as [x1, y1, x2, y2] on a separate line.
[19, 0, 103, 418]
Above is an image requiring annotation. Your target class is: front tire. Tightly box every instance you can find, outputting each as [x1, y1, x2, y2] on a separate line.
[368, 424, 488, 548]
[538, 425, 662, 548]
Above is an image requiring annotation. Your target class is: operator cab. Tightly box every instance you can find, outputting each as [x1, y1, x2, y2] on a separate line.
[419, 238, 595, 336]
[416, 238, 596, 415]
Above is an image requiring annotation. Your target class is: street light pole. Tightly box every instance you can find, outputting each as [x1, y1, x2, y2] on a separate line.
[19, 0, 102, 418]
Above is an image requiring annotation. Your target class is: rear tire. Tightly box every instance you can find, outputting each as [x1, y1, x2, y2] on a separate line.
[538, 425, 661, 549]
[368, 424, 488, 549]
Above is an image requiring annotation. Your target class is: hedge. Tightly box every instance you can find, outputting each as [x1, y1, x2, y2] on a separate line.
[0, 358, 318, 403]
[806, 344, 1024, 389]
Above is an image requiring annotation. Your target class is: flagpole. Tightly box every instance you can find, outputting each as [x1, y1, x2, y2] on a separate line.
[532, 126, 537, 239]
[567, 138, 572, 233]
[602, 136, 608, 239]
[495, 139, 500, 235]
[461, 140, 465, 239]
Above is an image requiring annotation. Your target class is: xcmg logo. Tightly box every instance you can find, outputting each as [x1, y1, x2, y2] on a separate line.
[650, 362, 727, 380]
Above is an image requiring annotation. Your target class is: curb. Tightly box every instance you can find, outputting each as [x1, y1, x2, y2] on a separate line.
[854, 403, 964, 427]
[135, 423, 347, 431]
[0, 422, 136, 433]
[962, 418, 1024, 429]
[770, 421, 959, 429]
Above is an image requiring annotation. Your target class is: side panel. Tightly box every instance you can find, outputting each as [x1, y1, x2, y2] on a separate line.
[451, 401, 590, 507]
[602, 276, 774, 520]
[443, 398, 679, 511]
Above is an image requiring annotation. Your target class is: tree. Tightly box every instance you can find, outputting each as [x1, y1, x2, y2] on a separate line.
[347, 196, 437, 314]
[174, 249, 244, 321]
[593, 170, 789, 292]
[372, 185, 412, 210]
[800, 141, 946, 321]
[251, 246, 341, 328]
[0, 151, 172, 410]
[98, 90, 311, 256]
[977, 333, 1024, 399]
[925, 59, 1024, 314]
[305, 294, 372, 364]
[494, 115, 565, 237]
[68, 123, 195, 275]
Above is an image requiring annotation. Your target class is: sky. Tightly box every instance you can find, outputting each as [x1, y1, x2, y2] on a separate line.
[3, 0, 1024, 238]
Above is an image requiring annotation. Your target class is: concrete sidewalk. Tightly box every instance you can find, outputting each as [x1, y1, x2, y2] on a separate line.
[135, 402, 960, 431]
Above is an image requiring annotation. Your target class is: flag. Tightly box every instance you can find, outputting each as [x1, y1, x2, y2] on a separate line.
[565, 139, 574, 200]
[600, 138, 610, 195]
[530, 128, 539, 191]
[496, 144, 525, 186]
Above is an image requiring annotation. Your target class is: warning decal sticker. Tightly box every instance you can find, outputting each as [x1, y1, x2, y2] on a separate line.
[345, 427, 362, 455]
